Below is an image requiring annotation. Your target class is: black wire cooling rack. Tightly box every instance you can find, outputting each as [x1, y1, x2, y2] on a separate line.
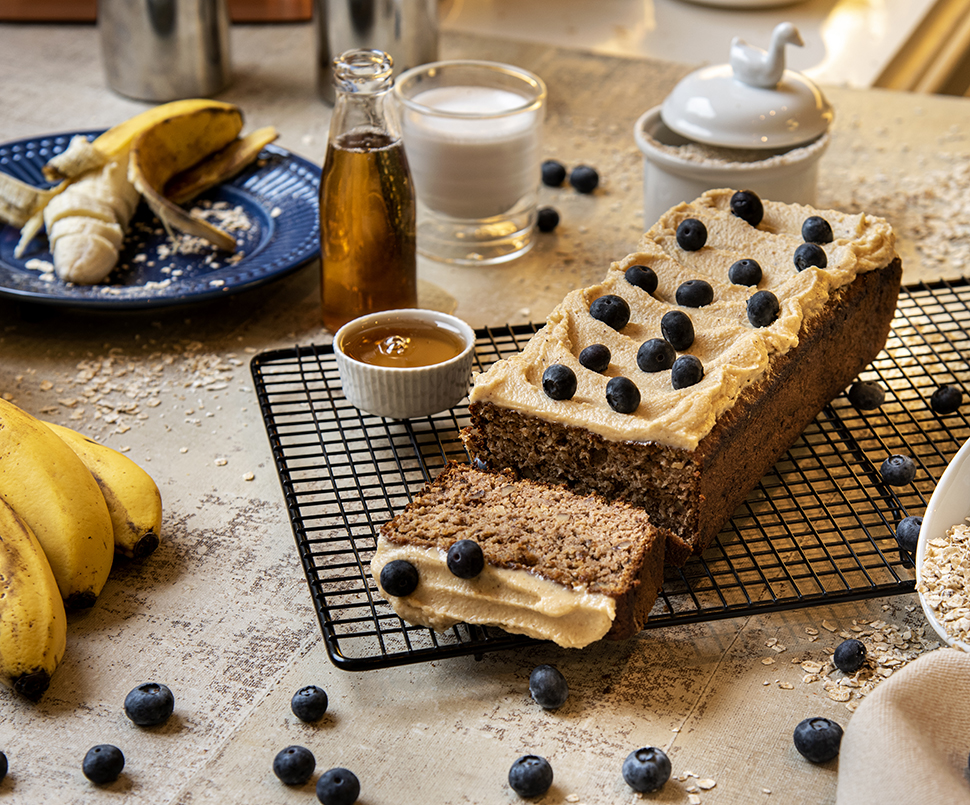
[252, 279, 970, 671]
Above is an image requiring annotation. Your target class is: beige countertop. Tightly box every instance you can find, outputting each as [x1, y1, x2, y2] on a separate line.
[0, 20, 968, 805]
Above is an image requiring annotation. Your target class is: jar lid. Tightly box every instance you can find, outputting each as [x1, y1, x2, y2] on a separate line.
[660, 22, 833, 150]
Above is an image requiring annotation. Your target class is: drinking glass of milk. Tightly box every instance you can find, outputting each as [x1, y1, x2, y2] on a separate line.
[393, 60, 547, 265]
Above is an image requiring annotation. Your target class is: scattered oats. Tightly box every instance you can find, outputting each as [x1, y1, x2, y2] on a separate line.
[214, 457, 228, 466]
[243, 472, 255, 481]
[771, 644, 787, 653]
[827, 687, 852, 702]
[180, 447, 189, 453]
[801, 660, 824, 674]
[686, 785, 698, 793]
[763, 789, 772, 795]
[58, 398, 77, 407]
[119, 446, 130, 452]
[765, 637, 778, 647]
[671, 727, 680, 732]
[821, 620, 838, 632]
[270, 206, 283, 218]
[778, 682, 794, 690]
[698, 779, 716, 790]
[39, 380, 54, 391]
[805, 627, 819, 635]
[688, 795, 701, 805]
[761, 657, 776, 665]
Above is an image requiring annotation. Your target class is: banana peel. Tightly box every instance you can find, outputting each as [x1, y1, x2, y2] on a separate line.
[0, 172, 62, 228]
[165, 125, 279, 205]
[128, 105, 244, 252]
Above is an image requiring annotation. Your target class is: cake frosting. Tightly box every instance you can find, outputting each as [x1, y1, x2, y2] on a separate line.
[470, 188, 896, 451]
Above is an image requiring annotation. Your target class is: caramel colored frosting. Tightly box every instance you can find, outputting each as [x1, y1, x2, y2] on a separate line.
[470, 189, 897, 451]
[371, 540, 616, 649]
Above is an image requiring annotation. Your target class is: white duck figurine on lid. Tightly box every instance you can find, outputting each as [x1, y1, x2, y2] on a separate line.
[730, 21, 804, 89]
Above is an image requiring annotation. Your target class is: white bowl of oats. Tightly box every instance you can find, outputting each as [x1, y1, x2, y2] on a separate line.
[916, 435, 970, 652]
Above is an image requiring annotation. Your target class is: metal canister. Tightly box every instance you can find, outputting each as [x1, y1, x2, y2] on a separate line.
[314, 0, 438, 105]
[99, 0, 231, 102]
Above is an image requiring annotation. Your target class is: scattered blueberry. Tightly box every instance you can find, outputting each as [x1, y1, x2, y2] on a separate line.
[730, 189, 764, 226]
[0, 751, 6, 783]
[569, 165, 599, 193]
[624, 264, 658, 294]
[82, 744, 125, 785]
[847, 380, 885, 410]
[274, 745, 316, 785]
[637, 339, 675, 373]
[661, 310, 694, 351]
[880, 454, 917, 486]
[606, 376, 641, 414]
[833, 638, 867, 674]
[536, 207, 560, 233]
[316, 767, 360, 805]
[589, 294, 630, 331]
[793, 242, 827, 271]
[729, 258, 762, 286]
[676, 218, 707, 251]
[671, 355, 704, 389]
[579, 344, 611, 374]
[930, 384, 963, 415]
[793, 717, 843, 763]
[124, 682, 175, 727]
[380, 559, 419, 597]
[621, 746, 671, 793]
[541, 159, 566, 187]
[802, 215, 834, 244]
[447, 539, 485, 579]
[508, 755, 553, 798]
[676, 279, 714, 308]
[291, 685, 329, 722]
[747, 290, 780, 327]
[542, 364, 578, 400]
[529, 664, 569, 710]
[895, 515, 922, 558]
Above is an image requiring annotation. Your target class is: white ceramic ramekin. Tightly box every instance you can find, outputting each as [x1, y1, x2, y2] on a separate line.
[634, 105, 829, 228]
[333, 308, 476, 419]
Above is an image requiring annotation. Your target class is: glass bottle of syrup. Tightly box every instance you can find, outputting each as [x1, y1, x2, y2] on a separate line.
[320, 49, 418, 333]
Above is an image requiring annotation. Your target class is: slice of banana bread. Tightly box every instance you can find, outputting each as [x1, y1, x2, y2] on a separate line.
[371, 462, 668, 648]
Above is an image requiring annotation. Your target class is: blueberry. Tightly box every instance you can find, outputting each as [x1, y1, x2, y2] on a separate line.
[802, 215, 833, 244]
[880, 454, 916, 486]
[508, 755, 553, 798]
[291, 685, 329, 722]
[847, 380, 885, 410]
[676, 279, 714, 308]
[541, 159, 566, 187]
[569, 165, 599, 193]
[579, 344, 610, 374]
[793, 717, 843, 763]
[895, 515, 922, 557]
[833, 638, 867, 674]
[793, 242, 827, 271]
[728, 258, 762, 286]
[0, 751, 6, 783]
[379, 559, 419, 597]
[542, 364, 577, 400]
[447, 539, 485, 579]
[529, 664, 569, 710]
[671, 355, 704, 389]
[624, 264, 658, 294]
[621, 746, 671, 793]
[536, 207, 560, 233]
[930, 384, 963, 415]
[82, 744, 125, 785]
[274, 745, 316, 785]
[589, 294, 630, 331]
[747, 290, 780, 327]
[316, 767, 360, 805]
[124, 682, 175, 727]
[676, 218, 707, 251]
[637, 339, 675, 373]
[730, 189, 764, 226]
[661, 310, 694, 351]
[606, 376, 640, 414]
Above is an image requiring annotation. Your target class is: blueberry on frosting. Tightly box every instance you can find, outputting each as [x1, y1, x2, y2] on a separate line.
[624, 264, 658, 294]
[730, 190, 764, 226]
[542, 364, 577, 400]
[747, 290, 780, 327]
[671, 355, 704, 389]
[794, 242, 827, 271]
[579, 344, 611, 374]
[729, 258, 762, 286]
[589, 294, 631, 331]
[676, 218, 707, 251]
[606, 376, 640, 414]
[661, 310, 694, 351]
[802, 215, 833, 244]
[636, 339, 675, 373]
[676, 279, 714, 308]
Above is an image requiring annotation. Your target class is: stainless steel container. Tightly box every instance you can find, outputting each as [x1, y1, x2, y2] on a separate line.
[99, 0, 231, 102]
[315, 0, 438, 105]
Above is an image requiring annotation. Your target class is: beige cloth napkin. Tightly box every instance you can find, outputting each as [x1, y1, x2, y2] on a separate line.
[836, 647, 970, 804]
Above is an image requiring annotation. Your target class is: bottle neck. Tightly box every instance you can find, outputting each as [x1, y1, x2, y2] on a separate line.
[329, 50, 401, 142]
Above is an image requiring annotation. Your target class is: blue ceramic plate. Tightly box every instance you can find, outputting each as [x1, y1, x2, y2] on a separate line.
[0, 130, 320, 310]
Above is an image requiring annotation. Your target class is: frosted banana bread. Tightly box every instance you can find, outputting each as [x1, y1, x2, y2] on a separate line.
[463, 189, 902, 565]
[371, 462, 668, 648]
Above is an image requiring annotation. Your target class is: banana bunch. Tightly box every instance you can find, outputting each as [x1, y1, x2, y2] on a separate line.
[0, 399, 162, 702]
[0, 99, 278, 285]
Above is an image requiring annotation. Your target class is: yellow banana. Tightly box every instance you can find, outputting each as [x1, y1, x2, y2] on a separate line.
[0, 399, 114, 611]
[0, 497, 68, 702]
[44, 421, 162, 560]
[128, 104, 244, 251]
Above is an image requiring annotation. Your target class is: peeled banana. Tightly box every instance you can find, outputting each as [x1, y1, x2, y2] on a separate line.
[0, 497, 68, 702]
[0, 399, 114, 611]
[44, 421, 162, 560]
